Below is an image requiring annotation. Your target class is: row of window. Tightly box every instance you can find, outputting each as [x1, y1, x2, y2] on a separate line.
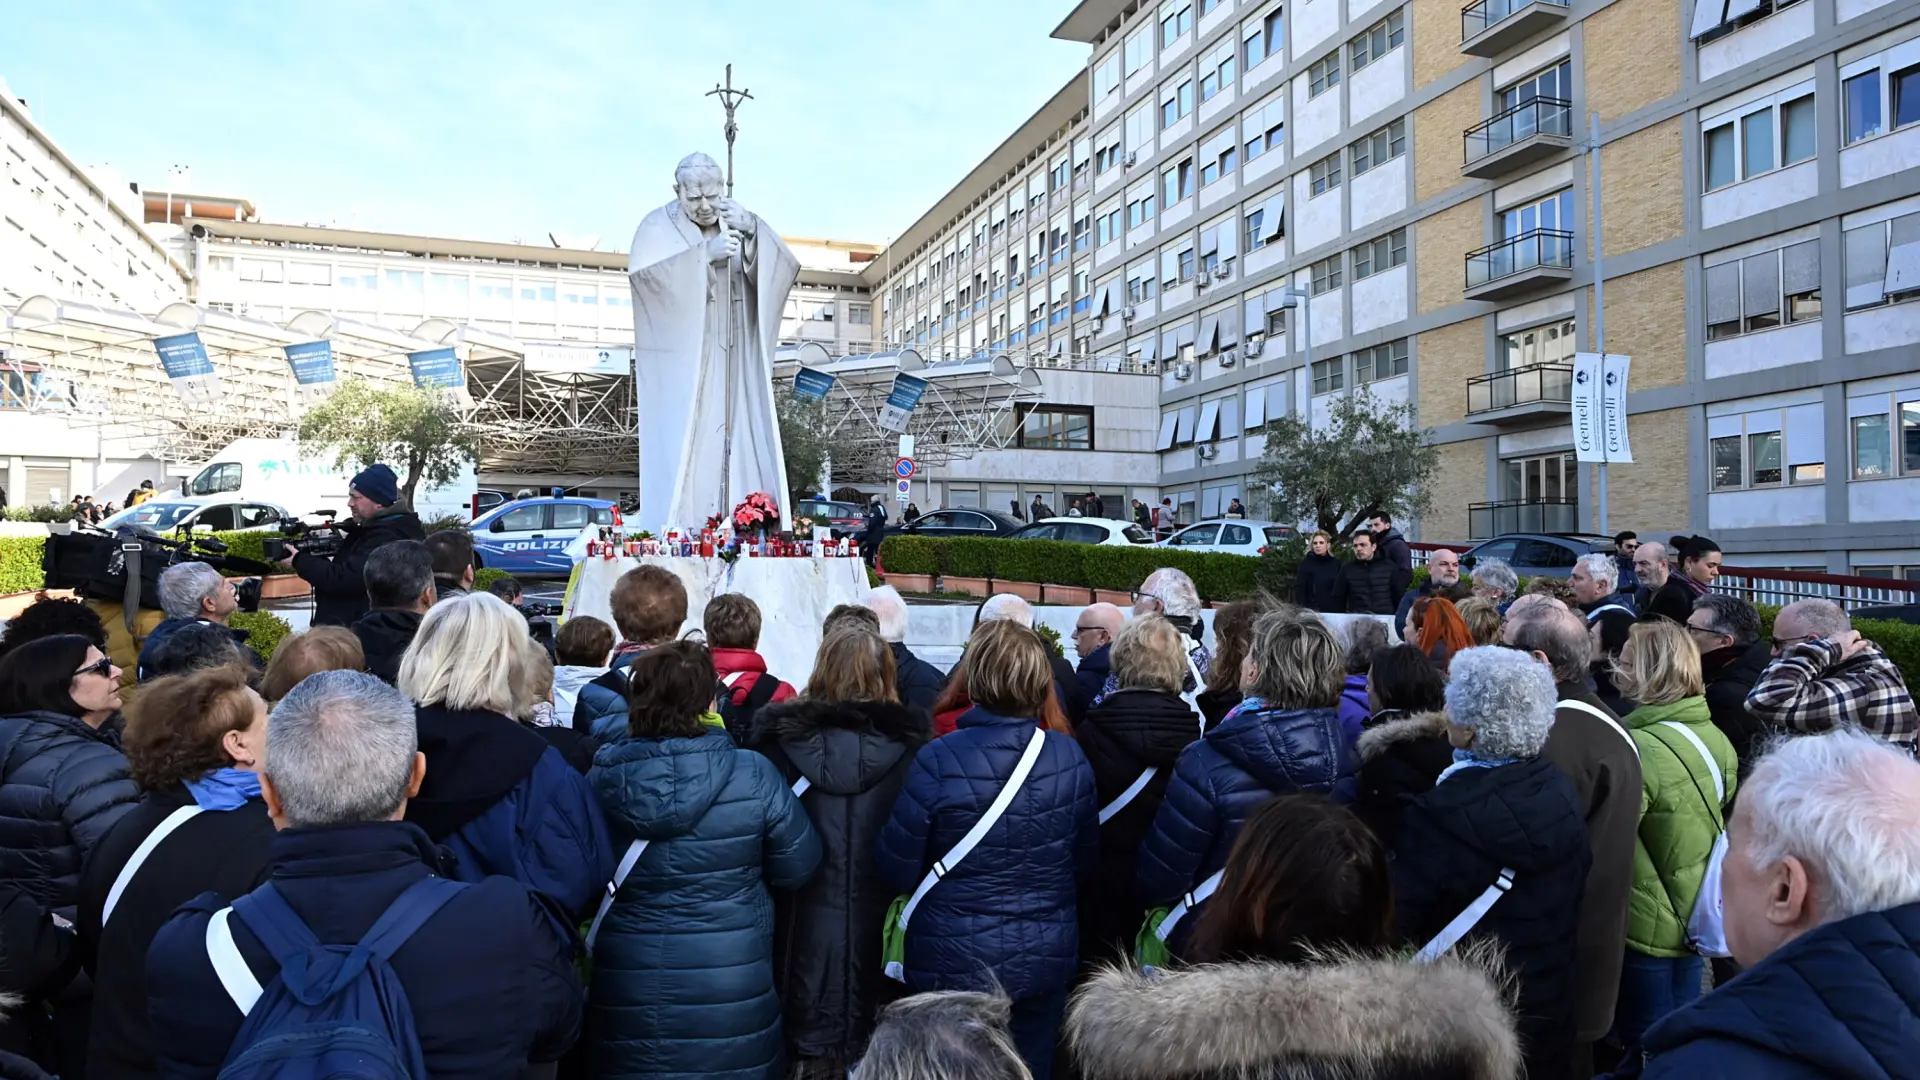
[1310, 339, 1408, 395]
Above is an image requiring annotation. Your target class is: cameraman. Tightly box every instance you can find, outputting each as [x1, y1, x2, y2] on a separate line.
[274, 464, 426, 627]
[136, 563, 262, 680]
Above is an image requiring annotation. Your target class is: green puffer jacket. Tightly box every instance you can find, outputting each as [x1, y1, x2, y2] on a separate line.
[1625, 696, 1738, 957]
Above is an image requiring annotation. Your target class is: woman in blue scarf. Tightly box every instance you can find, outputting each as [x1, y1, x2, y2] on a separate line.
[76, 662, 278, 1080]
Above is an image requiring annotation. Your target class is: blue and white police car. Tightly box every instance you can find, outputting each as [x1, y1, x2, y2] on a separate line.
[471, 497, 616, 575]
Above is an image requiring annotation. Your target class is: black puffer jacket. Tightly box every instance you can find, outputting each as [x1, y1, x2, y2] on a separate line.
[749, 697, 930, 1066]
[1701, 640, 1773, 773]
[1392, 756, 1591, 1080]
[291, 507, 426, 627]
[1351, 710, 1453, 848]
[350, 608, 423, 685]
[1075, 688, 1204, 966]
[1294, 553, 1342, 612]
[1335, 557, 1398, 615]
[0, 711, 140, 914]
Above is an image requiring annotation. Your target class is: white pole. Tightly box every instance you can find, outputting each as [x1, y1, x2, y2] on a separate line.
[1589, 111, 1608, 536]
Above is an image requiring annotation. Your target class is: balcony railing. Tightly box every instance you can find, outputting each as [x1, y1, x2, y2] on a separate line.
[1464, 97, 1573, 166]
[1466, 362, 1573, 415]
[1465, 229, 1575, 294]
[1469, 498, 1579, 539]
[1462, 0, 1570, 48]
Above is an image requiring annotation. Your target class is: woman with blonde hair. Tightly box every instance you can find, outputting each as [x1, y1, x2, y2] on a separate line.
[399, 592, 613, 923]
[1455, 596, 1503, 648]
[877, 620, 1097, 1079]
[258, 626, 364, 702]
[1295, 531, 1342, 612]
[515, 641, 593, 774]
[751, 626, 932, 1078]
[1610, 618, 1738, 1053]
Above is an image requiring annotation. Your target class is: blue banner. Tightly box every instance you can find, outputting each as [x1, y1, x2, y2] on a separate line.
[878, 372, 930, 433]
[153, 333, 214, 379]
[407, 347, 464, 389]
[283, 340, 336, 385]
[793, 366, 836, 402]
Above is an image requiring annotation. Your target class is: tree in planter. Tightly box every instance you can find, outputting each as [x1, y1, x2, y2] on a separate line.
[1250, 387, 1438, 539]
[296, 381, 479, 510]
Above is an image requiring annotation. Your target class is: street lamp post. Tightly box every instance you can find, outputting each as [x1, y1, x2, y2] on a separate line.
[1276, 285, 1311, 385]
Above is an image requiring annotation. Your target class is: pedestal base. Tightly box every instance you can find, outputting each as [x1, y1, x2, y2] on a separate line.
[563, 555, 869, 686]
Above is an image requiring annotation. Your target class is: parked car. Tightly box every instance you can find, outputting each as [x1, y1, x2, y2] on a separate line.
[472, 497, 616, 575]
[471, 489, 509, 517]
[1007, 517, 1155, 546]
[884, 508, 1027, 539]
[1460, 533, 1615, 578]
[793, 497, 867, 538]
[1158, 519, 1297, 557]
[99, 498, 292, 535]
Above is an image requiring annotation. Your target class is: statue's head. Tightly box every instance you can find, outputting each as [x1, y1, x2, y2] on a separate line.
[674, 153, 725, 228]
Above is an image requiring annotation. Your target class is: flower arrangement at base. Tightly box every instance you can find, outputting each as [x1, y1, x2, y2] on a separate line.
[732, 492, 780, 537]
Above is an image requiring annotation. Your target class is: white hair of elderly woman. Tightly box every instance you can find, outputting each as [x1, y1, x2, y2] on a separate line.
[854, 990, 1032, 1080]
[396, 591, 535, 716]
[1443, 645, 1558, 759]
[862, 585, 910, 643]
[1470, 557, 1519, 602]
[978, 594, 1035, 629]
[1139, 567, 1202, 620]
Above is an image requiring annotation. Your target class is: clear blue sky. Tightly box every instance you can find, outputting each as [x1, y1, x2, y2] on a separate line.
[0, 1, 1087, 249]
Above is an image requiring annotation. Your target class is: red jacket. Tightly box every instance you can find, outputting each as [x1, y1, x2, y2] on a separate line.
[711, 647, 797, 707]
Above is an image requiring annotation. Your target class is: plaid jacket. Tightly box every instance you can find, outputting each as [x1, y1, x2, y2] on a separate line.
[1745, 639, 1919, 744]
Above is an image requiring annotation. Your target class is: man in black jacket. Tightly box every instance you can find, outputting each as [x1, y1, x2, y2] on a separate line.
[277, 464, 425, 626]
[1686, 594, 1772, 773]
[1368, 513, 1414, 600]
[1335, 532, 1398, 615]
[350, 541, 435, 685]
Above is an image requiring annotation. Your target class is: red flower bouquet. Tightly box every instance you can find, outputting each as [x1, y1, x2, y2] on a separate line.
[731, 492, 780, 537]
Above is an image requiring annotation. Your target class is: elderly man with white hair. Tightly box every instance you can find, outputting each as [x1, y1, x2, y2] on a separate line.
[1390, 646, 1592, 1080]
[1098, 568, 1209, 707]
[863, 584, 948, 711]
[1745, 598, 1919, 752]
[137, 561, 256, 680]
[1620, 729, 1920, 1078]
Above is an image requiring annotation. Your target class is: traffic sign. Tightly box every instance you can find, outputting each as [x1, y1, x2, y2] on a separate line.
[895, 478, 911, 503]
[894, 457, 916, 479]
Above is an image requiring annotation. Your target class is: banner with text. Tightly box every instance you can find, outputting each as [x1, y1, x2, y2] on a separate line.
[1572, 352, 1634, 464]
[407, 347, 465, 389]
[792, 366, 836, 402]
[152, 332, 223, 405]
[877, 372, 929, 433]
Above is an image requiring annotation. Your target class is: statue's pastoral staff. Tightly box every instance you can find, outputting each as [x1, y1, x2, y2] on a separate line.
[628, 152, 800, 534]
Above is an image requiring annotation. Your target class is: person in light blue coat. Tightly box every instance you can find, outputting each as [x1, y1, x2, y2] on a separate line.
[589, 640, 820, 1080]
[876, 620, 1097, 1080]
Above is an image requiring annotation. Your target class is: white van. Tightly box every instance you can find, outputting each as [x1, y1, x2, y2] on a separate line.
[182, 438, 476, 524]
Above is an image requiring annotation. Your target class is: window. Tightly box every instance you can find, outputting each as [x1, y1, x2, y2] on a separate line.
[1162, 79, 1195, 128]
[848, 302, 872, 325]
[1349, 119, 1406, 177]
[1096, 130, 1122, 173]
[1842, 212, 1920, 310]
[1243, 95, 1285, 160]
[1200, 39, 1238, 102]
[1692, 0, 1808, 43]
[1704, 240, 1821, 339]
[1501, 189, 1573, 238]
[385, 269, 425, 293]
[1711, 405, 1825, 488]
[1309, 254, 1343, 294]
[1311, 356, 1345, 394]
[1162, 158, 1195, 205]
[1351, 228, 1407, 280]
[1500, 453, 1578, 504]
[1200, 0, 1221, 13]
[1349, 10, 1405, 72]
[1179, 247, 1196, 281]
[289, 261, 333, 286]
[1200, 125, 1238, 186]
[1242, 6, 1284, 70]
[1354, 340, 1408, 383]
[1701, 89, 1815, 190]
[1245, 194, 1285, 250]
[1050, 160, 1070, 192]
[1095, 52, 1121, 100]
[1127, 190, 1157, 228]
[1125, 26, 1153, 75]
[1309, 153, 1342, 196]
[1161, 1, 1193, 46]
[1126, 102, 1156, 155]
[1499, 318, 1576, 369]
[1097, 205, 1122, 246]
[1127, 260, 1159, 301]
[238, 258, 283, 283]
[1898, 65, 1920, 130]
[1844, 62, 1920, 145]
[1308, 54, 1340, 98]
[1499, 59, 1571, 114]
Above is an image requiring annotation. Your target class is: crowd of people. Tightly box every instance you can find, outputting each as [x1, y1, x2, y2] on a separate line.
[2, 494, 1918, 1080]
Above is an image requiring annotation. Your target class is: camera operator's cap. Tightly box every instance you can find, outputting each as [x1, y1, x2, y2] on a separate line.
[349, 464, 400, 506]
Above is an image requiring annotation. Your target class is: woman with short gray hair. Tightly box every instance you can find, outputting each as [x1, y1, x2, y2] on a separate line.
[1134, 608, 1356, 959]
[1469, 557, 1519, 606]
[855, 991, 1031, 1080]
[1389, 646, 1591, 1080]
[399, 592, 613, 922]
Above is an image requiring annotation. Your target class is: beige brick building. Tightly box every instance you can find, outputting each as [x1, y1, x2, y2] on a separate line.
[871, 0, 1920, 575]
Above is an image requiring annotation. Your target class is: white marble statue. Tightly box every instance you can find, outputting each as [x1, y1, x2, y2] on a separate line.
[628, 152, 799, 532]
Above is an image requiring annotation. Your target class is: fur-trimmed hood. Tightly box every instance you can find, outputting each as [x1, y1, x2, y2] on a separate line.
[1066, 948, 1520, 1080]
[1355, 709, 1451, 764]
[748, 697, 931, 797]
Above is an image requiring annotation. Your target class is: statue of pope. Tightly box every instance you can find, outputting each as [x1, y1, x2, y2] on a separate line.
[628, 152, 799, 533]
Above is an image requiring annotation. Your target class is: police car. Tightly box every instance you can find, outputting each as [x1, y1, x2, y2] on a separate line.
[471, 497, 616, 575]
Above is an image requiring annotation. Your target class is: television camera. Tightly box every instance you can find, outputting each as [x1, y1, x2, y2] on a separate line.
[44, 524, 277, 616]
[263, 510, 346, 562]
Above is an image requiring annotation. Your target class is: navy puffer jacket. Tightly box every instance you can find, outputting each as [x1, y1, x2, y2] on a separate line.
[1135, 698, 1355, 933]
[0, 710, 140, 914]
[589, 726, 821, 1080]
[574, 652, 641, 743]
[875, 708, 1098, 1000]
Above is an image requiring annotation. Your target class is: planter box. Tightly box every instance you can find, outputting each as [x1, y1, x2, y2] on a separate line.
[991, 579, 1045, 602]
[256, 575, 311, 599]
[0, 589, 77, 621]
[942, 575, 991, 598]
[885, 572, 935, 594]
[1042, 584, 1094, 606]
[1094, 589, 1134, 607]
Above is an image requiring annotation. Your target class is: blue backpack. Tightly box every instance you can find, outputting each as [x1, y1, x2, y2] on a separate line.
[203, 876, 467, 1080]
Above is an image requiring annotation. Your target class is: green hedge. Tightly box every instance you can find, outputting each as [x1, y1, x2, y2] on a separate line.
[0, 536, 46, 594]
[879, 536, 942, 576]
[229, 610, 294, 660]
[877, 535, 1261, 603]
[945, 537, 999, 579]
[474, 567, 513, 594]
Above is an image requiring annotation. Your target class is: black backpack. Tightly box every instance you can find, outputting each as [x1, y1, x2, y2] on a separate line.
[716, 672, 780, 746]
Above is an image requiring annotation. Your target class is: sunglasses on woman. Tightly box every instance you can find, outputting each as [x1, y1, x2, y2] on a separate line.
[72, 657, 115, 680]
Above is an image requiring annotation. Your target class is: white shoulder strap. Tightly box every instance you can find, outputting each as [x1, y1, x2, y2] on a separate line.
[205, 907, 264, 1015]
[895, 727, 1047, 931]
[103, 804, 204, 927]
[1558, 698, 1640, 760]
[1586, 604, 1635, 622]
[1660, 720, 1726, 803]
[723, 670, 752, 688]
[1097, 767, 1158, 825]
[1413, 868, 1517, 964]
[585, 838, 650, 951]
[1154, 868, 1225, 942]
[791, 775, 811, 798]
[1181, 651, 1207, 731]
